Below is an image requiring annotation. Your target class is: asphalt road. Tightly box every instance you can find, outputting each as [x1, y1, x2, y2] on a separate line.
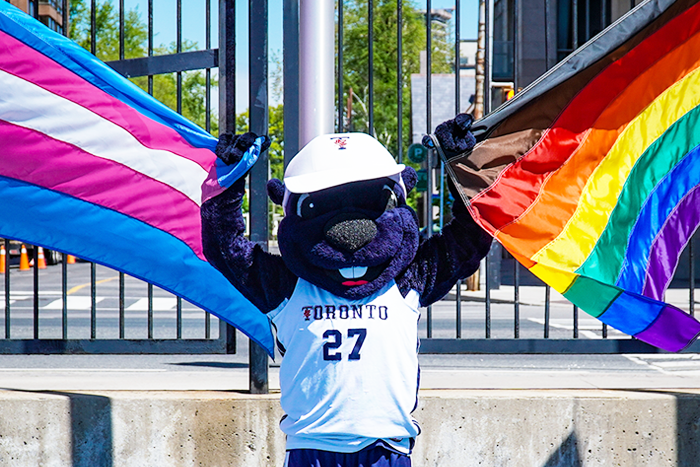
[0, 260, 627, 342]
[0, 262, 217, 340]
[1, 261, 700, 391]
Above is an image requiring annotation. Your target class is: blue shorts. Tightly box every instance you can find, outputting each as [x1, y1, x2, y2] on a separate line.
[284, 441, 411, 467]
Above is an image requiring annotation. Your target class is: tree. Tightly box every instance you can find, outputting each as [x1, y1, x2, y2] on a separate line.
[341, 0, 453, 156]
[69, 0, 217, 133]
[341, 0, 454, 213]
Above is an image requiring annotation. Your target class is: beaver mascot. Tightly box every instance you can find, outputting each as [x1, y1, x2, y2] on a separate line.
[201, 114, 491, 467]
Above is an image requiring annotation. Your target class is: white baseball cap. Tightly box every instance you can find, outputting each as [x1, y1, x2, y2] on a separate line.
[284, 133, 405, 194]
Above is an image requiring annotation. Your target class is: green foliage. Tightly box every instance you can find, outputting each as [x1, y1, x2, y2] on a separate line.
[341, 0, 453, 212]
[341, 0, 453, 156]
[69, 0, 217, 134]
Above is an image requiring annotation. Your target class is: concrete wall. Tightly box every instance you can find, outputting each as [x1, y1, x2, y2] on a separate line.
[1, 389, 699, 466]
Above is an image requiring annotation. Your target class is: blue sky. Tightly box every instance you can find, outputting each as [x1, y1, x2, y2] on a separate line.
[122, 0, 479, 111]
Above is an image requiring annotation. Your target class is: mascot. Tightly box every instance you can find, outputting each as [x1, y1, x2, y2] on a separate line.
[201, 114, 491, 467]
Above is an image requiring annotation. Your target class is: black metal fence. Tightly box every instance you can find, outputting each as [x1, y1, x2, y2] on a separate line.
[1, 0, 698, 362]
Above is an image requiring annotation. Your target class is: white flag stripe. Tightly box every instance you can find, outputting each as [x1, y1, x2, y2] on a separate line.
[126, 297, 178, 311]
[0, 70, 208, 205]
[43, 296, 104, 310]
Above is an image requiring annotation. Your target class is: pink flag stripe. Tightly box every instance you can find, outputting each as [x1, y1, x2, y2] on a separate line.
[0, 30, 215, 171]
[0, 120, 205, 259]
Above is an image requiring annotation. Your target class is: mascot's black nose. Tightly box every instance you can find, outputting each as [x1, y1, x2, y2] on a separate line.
[324, 213, 378, 252]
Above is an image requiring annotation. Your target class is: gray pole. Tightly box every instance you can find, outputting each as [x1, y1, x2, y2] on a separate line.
[299, 0, 335, 147]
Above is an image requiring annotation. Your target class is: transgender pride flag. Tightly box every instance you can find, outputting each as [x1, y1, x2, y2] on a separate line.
[0, 2, 274, 353]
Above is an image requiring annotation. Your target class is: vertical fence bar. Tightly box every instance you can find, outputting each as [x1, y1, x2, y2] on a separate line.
[119, 0, 125, 60]
[602, 322, 608, 338]
[368, 0, 374, 135]
[176, 297, 182, 338]
[690, 236, 695, 317]
[91, 262, 96, 339]
[90, 0, 96, 56]
[177, 0, 183, 115]
[33, 248, 39, 339]
[205, 0, 212, 133]
[453, 0, 460, 339]
[283, 0, 300, 163]
[485, 252, 491, 338]
[205, 312, 211, 339]
[177, 296, 183, 339]
[456, 281, 462, 338]
[514, 257, 520, 338]
[544, 285, 550, 338]
[220, 0, 237, 352]
[337, 0, 344, 132]
[4, 238, 10, 338]
[62, 0, 68, 37]
[249, 0, 270, 394]
[147, 283, 153, 339]
[425, 0, 434, 338]
[203, 0, 211, 345]
[119, 272, 125, 338]
[573, 304, 579, 338]
[397, 0, 403, 163]
[62, 253, 68, 339]
[148, 0, 154, 95]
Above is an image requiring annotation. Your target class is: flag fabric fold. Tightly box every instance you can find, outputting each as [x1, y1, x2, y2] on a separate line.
[0, 2, 275, 354]
[446, 0, 700, 352]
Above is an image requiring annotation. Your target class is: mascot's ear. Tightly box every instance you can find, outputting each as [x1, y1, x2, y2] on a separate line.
[401, 166, 418, 195]
[267, 178, 286, 206]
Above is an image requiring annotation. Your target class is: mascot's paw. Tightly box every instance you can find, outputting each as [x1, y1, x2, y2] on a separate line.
[201, 132, 271, 203]
[423, 113, 476, 159]
[216, 132, 270, 166]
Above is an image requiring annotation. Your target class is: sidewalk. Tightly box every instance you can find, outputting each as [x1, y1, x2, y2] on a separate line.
[2, 352, 700, 392]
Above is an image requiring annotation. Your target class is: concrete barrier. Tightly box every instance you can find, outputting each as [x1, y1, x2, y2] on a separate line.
[1, 389, 699, 466]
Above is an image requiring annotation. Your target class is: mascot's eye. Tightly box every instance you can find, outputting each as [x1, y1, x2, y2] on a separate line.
[296, 193, 319, 219]
[382, 185, 398, 212]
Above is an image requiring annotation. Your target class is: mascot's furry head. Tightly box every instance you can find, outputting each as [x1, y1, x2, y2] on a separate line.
[266, 133, 419, 299]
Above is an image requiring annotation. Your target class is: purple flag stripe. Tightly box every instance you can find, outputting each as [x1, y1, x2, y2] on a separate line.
[0, 120, 205, 258]
[642, 185, 700, 300]
[634, 304, 700, 352]
[0, 30, 214, 169]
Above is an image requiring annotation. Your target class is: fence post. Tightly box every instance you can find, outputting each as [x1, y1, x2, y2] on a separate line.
[283, 0, 300, 165]
[219, 0, 239, 357]
[248, 0, 270, 395]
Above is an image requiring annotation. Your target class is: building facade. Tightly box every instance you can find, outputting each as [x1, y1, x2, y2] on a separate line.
[491, 0, 643, 108]
[6, 0, 64, 34]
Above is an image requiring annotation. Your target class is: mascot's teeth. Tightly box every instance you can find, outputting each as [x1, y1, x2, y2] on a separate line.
[339, 266, 368, 279]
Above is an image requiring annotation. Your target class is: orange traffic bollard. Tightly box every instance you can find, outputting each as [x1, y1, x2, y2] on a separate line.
[0, 243, 5, 274]
[67, 254, 76, 264]
[37, 247, 47, 269]
[19, 244, 30, 271]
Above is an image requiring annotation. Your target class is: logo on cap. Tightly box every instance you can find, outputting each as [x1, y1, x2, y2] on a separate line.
[332, 136, 349, 150]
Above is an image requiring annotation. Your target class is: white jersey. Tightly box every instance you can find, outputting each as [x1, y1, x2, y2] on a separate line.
[269, 278, 421, 453]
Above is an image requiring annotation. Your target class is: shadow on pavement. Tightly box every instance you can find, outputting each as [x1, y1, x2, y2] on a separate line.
[171, 361, 248, 369]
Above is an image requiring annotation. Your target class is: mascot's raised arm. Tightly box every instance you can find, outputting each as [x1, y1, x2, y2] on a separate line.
[200, 115, 491, 466]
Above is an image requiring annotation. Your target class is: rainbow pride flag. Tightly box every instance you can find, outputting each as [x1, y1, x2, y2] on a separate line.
[0, 2, 274, 353]
[447, 0, 700, 352]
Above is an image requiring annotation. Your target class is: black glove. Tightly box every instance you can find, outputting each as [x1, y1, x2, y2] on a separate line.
[422, 113, 476, 159]
[215, 132, 271, 166]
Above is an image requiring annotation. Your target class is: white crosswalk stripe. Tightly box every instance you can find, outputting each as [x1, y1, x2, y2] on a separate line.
[43, 296, 104, 310]
[125, 297, 178, 311]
